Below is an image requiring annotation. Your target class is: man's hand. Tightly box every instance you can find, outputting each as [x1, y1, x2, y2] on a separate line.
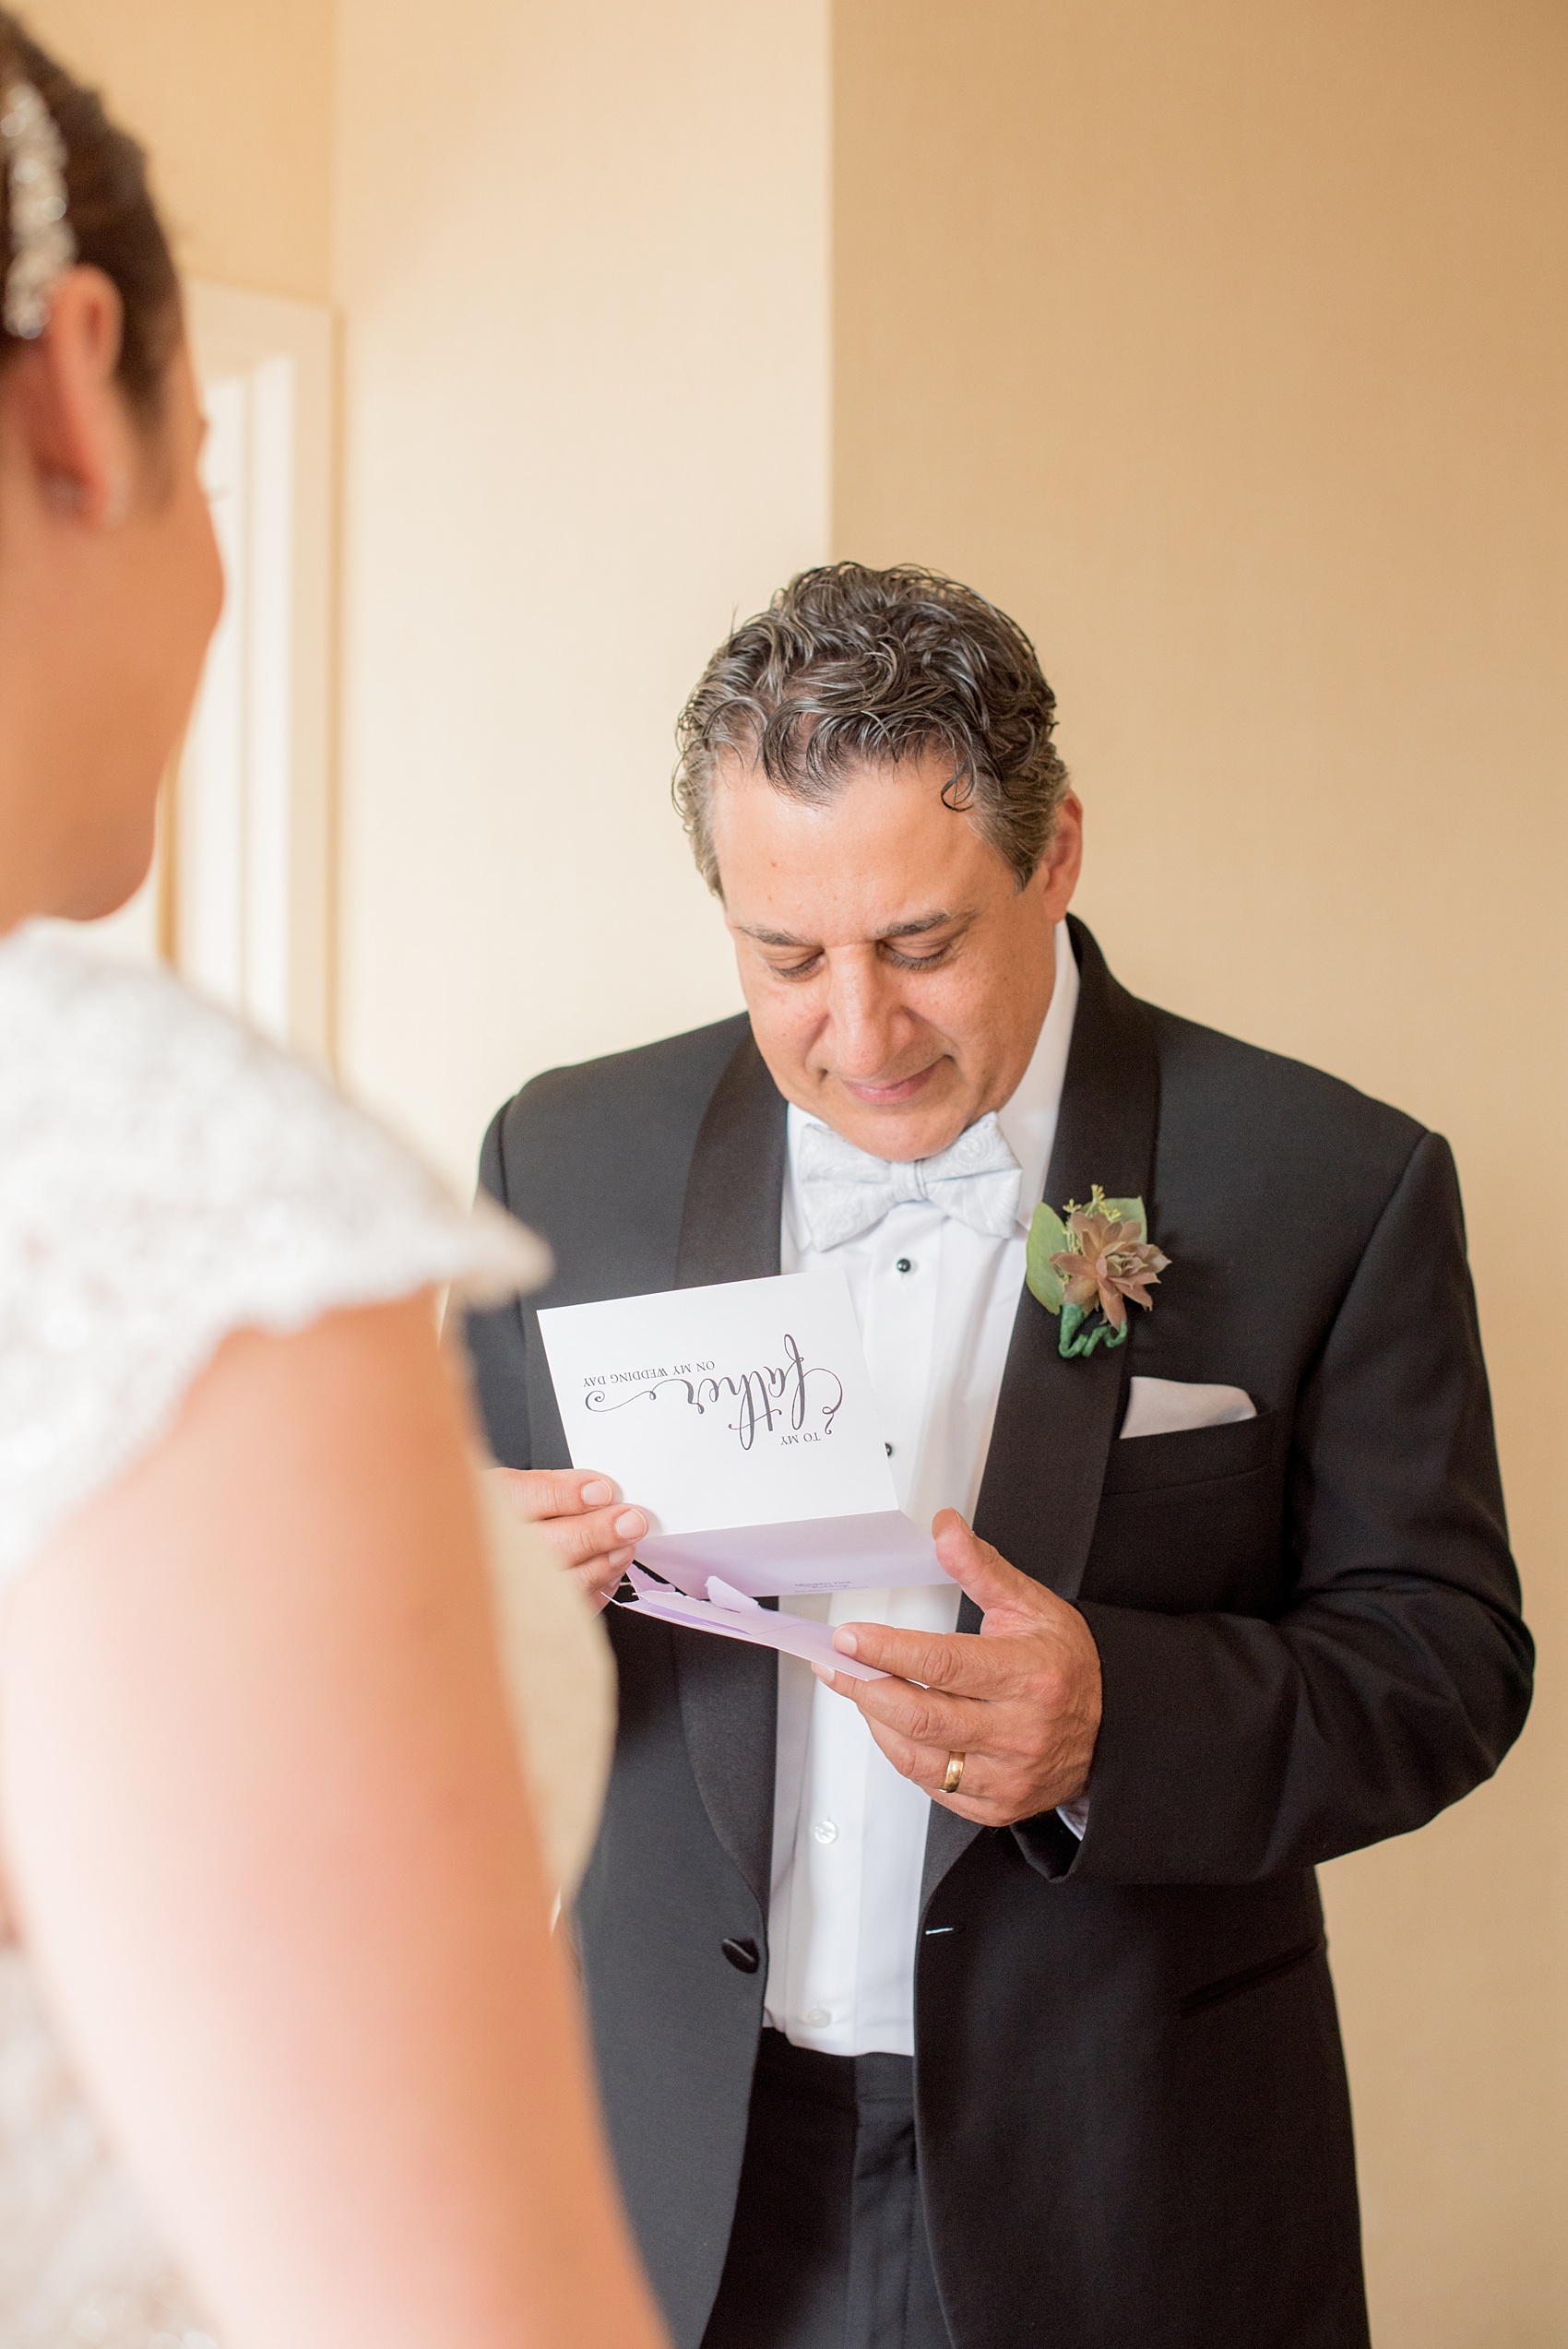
[813, 1510, 1103, 1828]
[488, 1467, 647, 1614]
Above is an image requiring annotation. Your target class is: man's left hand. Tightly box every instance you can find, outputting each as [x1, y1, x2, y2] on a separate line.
[813, 1510, 1103, 1828]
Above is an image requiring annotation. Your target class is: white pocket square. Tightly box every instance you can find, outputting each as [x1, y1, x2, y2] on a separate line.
[1120, 1376, 1256, 1440]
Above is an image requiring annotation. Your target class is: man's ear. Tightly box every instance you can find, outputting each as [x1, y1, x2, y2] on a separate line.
[4, 265, 133, 527]
[1036, 791, 1085, 921]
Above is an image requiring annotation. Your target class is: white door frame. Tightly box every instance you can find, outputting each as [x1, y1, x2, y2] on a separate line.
[178, 280, 335, 1060]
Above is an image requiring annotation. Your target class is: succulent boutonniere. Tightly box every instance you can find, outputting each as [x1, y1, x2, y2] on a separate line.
[1026, 1184, 1171, 1358]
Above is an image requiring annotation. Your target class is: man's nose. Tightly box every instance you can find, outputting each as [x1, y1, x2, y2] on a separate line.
[823, 954, 908, 1077]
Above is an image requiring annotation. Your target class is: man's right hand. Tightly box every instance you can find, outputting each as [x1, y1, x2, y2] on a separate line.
[489, 1467, 647, 1614]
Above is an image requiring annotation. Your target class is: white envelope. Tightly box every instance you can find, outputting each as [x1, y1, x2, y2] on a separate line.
[619, 1566, 888, 1680]
[537, 1271, 948, 1600]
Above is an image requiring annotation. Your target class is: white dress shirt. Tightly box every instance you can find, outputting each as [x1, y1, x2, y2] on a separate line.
[763, 922, 1080, 2056]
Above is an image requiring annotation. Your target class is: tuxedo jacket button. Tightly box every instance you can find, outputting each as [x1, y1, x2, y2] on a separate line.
[721, 1937, 761, 1974]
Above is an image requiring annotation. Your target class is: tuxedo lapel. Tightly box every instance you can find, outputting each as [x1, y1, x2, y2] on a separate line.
[924, 919, 1161, 1904]
[974, 919, 1160, 1602]
[671, 1029, 787, 1910]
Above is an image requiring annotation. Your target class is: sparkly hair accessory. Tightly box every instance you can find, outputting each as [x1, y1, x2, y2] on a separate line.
[2, 79, 76, 339]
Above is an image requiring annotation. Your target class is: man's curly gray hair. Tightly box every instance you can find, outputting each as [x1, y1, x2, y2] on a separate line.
[672, 562, 1071, 896]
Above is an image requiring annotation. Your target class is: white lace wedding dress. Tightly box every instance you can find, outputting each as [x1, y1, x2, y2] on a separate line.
[0, 922, 613, 2348]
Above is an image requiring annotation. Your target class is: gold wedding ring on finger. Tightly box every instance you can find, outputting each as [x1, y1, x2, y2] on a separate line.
[942, 1752, 967, 1795]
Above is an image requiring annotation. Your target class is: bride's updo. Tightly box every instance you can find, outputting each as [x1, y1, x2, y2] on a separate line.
[0, 8, 179, 408]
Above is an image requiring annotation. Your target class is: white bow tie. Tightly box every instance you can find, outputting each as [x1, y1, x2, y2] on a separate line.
[794, 1111, 1024, 1252]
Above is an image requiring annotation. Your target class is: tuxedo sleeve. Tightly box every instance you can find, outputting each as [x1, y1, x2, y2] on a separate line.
[1051, 1130, 1532, 1887]
[460, 1104, 536, 1470]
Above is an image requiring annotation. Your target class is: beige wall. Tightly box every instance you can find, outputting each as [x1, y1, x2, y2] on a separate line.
[835, 3, 1567, 2340]
[22, 0, 334, 300]
[332, 0, 826, 1186]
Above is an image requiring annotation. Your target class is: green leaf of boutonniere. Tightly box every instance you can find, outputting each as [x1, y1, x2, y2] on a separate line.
[1100, 1197, 1146, 1239]
[1026, 1202, 1070, 1313]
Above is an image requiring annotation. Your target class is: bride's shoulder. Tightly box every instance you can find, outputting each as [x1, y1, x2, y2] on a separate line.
[0, 924, 541, 1280]
[2, 921, 324, 1173]
[0, 925, 546, 1574]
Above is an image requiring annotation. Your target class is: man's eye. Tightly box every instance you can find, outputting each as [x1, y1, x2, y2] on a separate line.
[883, 944, 950, 970]
[772, 954, 823, 981]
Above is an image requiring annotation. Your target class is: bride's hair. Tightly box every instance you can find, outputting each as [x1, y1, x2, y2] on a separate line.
[0, 9, 179, 409]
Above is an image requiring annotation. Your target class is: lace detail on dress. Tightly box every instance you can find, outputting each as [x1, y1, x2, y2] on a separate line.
[0, 924, 546, 1578]
[0, 1954, 216, 2349]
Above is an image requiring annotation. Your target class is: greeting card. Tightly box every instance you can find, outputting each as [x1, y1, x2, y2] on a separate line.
[537, 1271, 948, 1655]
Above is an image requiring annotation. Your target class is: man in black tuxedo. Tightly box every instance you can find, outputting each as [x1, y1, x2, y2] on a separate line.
[466, 564, 1530, 2349]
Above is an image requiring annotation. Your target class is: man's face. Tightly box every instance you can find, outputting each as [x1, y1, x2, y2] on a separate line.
[713, 750, 1084, 1162]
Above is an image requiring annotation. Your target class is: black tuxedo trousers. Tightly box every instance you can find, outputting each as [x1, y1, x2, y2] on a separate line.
[466, 920, 1530, 2349]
